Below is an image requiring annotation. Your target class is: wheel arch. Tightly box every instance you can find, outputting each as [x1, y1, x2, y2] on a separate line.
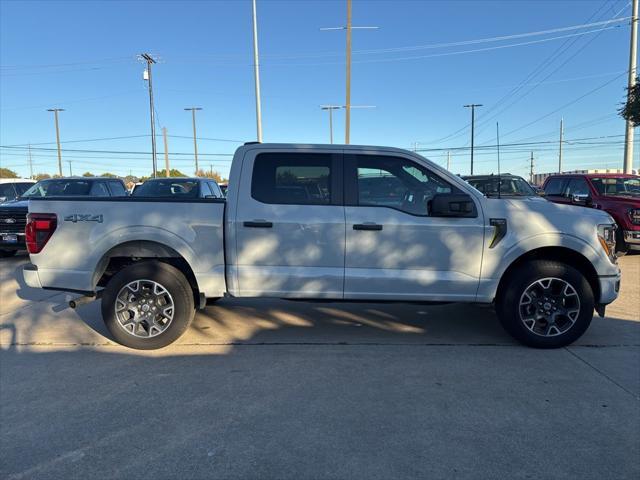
[94, 240, 201, 305]
[495, 246, 600, 303]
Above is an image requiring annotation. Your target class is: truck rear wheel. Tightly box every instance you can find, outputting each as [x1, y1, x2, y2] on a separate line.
[101, 261, 195, 350]
[496, 260, 594, 348]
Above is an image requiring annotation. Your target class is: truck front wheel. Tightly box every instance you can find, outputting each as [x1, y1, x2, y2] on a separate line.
[102, 261, 195, 350]
[496, 260, 594, 348]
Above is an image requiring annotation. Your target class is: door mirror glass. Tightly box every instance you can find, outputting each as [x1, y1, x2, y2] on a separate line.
[430, 193, 477, 218]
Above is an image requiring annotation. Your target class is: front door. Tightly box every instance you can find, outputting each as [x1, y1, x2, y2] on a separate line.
[343, 153, 485, 301]
[233, 150, 345, 298]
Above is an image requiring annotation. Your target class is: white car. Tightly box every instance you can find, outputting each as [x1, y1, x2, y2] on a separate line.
[23, 143, 621, 349]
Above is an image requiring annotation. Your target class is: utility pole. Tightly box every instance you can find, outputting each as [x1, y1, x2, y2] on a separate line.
[530, 151, 535, 184]
[558, 117, 564, 174]
[463, 104, 482, 175]
[447, 151, 451, 171]
[210, 164, 213, 176]
[47, 108, 64, 176]
[321, 1, 377, 144]
[624, 0, 638, 173]
[67, 160, 72, 176]
[27, 144, 33, 179]
[140, 53, 158, 177]
[162, 127, 170, 178]
[412, 142, 418, 152]
[251, 0, 263, 142]
[184, 107, 202, 174]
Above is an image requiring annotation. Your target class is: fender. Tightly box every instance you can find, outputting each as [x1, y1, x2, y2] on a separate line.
[477, 232, 615, 302]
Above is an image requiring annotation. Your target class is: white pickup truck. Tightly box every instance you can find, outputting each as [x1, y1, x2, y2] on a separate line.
[23, 143, 621, 349]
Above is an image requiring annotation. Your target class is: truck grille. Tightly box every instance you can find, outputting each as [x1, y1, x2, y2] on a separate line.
[0, 208, 28, 234]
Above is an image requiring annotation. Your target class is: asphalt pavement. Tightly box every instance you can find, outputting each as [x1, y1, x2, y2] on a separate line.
[1, 254, 638, 479]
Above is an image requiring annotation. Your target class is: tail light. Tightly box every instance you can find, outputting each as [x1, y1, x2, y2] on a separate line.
[25, 213, 57, 254]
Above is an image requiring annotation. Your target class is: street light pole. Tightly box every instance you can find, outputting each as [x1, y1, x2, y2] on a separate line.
[251, 0, 263, 142]
[47, 108, 64, 176]
[320, 104, 376, 144]
[184, 107, 202, 174]
[320, 105, 341, 144]
[463, 104, 482, 175]
[141, 53, 158, 177]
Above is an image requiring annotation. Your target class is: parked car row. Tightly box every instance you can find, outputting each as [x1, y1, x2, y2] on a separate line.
[0, 176, 225, 256]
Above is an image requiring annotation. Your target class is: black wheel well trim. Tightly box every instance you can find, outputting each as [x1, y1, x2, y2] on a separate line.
[95, 240, 201, 305]
[495, 246, 600, 303]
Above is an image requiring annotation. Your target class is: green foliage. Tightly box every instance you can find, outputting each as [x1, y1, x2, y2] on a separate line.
[99, 172, 118, 178]
[82, 172, 95, 177]
[619, 77, 640, 126]
[0, 168, 18, 178]
[34, 173, 51, 180]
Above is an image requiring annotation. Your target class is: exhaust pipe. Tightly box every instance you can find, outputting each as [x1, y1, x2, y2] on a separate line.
[68, 290, 103, 309]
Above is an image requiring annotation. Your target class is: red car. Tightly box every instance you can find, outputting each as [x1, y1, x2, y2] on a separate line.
[542, 173, 640, 253]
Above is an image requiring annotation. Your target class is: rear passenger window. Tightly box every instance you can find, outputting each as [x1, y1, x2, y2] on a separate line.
[252, 153, 332, 205]
[544, 178, 565, 196]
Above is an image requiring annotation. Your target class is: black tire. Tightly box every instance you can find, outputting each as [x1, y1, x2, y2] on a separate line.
[101, 261, 195, 350]
[496, 260, 594, 348]
[0, 249, 17, 258]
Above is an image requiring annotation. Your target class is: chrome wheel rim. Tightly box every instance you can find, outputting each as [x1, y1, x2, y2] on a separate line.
[518, 277, 580, 337]
[114, 280, 174, 338]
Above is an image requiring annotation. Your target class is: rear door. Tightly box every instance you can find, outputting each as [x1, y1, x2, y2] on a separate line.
[343, 152, 485, 301]
[232, 149, 345, 298]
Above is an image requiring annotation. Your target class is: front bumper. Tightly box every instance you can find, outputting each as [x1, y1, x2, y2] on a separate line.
[598, 271, 621, 305]
[623, 230, 640, 250]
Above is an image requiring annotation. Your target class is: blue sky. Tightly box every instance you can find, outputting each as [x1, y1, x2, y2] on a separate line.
[0, 0, 637, 179]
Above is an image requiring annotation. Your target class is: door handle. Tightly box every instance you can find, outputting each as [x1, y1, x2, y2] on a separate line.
[353, 223, 383, 231]
[243, 220, 273, 228]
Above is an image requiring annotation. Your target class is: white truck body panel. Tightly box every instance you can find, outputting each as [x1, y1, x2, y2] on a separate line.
[25, 143, 620, 307]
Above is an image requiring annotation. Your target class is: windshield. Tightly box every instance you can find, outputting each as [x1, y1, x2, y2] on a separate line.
[590, 177, 640, 197]
[132, 179, 200, 198]
[467, 176, 536, 197]
[21, 179, 93, 198]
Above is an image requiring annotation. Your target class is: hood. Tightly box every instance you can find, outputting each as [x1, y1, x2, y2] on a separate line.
[485, 197, 614, 226]
[0, 198, 29, 209]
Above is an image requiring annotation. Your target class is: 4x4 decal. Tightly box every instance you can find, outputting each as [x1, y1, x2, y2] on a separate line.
[64, 214, 103, 223]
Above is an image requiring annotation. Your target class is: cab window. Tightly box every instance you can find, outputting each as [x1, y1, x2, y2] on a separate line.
[352, 155, 453, 216]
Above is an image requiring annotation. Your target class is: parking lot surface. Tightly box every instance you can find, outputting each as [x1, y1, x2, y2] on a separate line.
[1, 254, 639, 479]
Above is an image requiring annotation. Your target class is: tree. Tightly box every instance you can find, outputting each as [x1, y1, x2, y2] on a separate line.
[0, 168, 18, 178]
[619, 77, 640, 126]
[34, 173, 51, 180]
[82, 172, 95, 177]
[195, 168, 227, 183]
[99, 172, 118, 178]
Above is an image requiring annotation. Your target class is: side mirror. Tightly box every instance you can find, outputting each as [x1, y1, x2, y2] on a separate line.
[571, 193, 591, 206]
[430, 193, 477, 218]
